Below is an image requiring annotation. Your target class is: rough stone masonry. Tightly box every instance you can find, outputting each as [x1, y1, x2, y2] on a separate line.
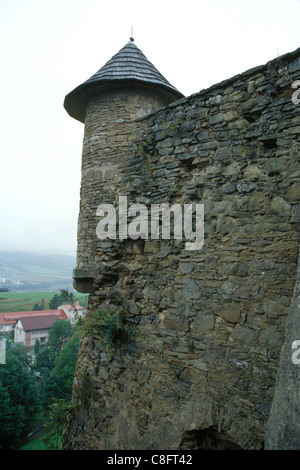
[62, 44, 300, 450]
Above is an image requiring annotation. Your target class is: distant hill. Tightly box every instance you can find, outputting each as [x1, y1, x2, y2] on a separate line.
[0, 252, 76, 292]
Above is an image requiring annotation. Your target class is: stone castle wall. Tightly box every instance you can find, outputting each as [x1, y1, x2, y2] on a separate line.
[63, 48, 300, 450]
[264, 244, 300, 449]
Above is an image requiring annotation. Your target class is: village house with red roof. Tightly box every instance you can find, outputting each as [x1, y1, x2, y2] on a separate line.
[14, 314, 64, 348]
[0, 304, 85, 350]
[58, 303, 86, 326]
[0, 309, 68, 335]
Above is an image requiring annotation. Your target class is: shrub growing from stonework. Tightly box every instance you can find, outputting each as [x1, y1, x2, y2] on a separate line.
[82, 307, 137, 358]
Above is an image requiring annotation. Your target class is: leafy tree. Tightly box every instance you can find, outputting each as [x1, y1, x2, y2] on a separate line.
[60, 289, 76, 305]
[48, 319, 74, 356]
[35, 345, 56, 378]
[40, 331, 81, 405]
[49, 288, 88, 311]
[49, 294, 62, 310]
[40, 372, 68, 406]
[33, 299, 45, 311]
[53, 332, 81, 397]
[7, 345, 31, 370]
[34, 339, 40, 355]
[0, 378, 15, 448]
[0, 351, 39, 449]
[0, 319, 80, 450]
[41, 399, 70, 450]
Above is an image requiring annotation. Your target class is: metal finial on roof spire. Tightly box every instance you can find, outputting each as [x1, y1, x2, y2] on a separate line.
[130, 25, 134, 42]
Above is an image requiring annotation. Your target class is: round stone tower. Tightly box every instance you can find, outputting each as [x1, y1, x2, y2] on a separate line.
[64, 39, 184, 293]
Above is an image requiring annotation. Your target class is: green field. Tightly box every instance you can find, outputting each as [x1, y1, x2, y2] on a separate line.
[0, 291, 88, 313]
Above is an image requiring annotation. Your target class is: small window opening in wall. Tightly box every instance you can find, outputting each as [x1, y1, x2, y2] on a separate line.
[262, 138, 277, 150]
[244, 112, 261, 123]
[179, 427, 243, 450]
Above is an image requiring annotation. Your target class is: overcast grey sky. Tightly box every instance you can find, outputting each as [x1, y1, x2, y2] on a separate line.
[0, 0, 299, 257]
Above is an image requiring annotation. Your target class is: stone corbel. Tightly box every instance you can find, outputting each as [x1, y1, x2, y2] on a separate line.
[73, 267, 95, 293]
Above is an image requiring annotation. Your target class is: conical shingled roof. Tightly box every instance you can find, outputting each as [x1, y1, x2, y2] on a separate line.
[64, 39, 184, 123]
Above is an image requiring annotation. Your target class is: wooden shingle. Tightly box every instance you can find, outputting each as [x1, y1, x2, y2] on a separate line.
[64, 39, 184, 122]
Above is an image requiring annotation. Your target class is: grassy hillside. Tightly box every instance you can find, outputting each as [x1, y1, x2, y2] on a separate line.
[0, 291, 88, 313]
[0, 252, 76, 292]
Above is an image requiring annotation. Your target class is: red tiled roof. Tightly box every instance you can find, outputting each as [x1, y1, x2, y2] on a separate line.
[59, 304, 83, 311]
[17, 315, 61, 331]
[0, 309, 68, 326]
